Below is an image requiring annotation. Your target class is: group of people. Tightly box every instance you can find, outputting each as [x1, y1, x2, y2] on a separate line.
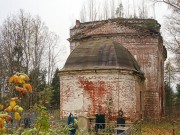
[67, 109, 126, 135]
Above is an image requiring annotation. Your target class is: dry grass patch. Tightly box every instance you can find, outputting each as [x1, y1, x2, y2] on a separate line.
[142, 119, 180, 135]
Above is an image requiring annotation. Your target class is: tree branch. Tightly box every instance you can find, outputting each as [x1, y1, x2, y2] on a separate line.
[154, 0, 180, 11]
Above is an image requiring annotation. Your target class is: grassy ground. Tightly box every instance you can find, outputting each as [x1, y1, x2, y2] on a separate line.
[141, 119, 180, 135]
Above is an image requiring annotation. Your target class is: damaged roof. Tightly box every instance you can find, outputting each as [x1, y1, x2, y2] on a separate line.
[69, 18, 161, 41]
[62, 39, 144, 76]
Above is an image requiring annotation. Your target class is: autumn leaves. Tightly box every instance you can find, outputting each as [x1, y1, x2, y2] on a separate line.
[0, 73, 32, 133]
[9, 73, 32, 96]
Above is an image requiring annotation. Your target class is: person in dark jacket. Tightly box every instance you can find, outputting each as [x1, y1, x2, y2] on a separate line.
[117, 109, 125, 135]
[95, 105, 105, 134]
[24, 116, 31, 128]
[95, 113, 105, 133]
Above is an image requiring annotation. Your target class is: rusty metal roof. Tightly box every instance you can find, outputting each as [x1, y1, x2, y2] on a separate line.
[62, 39, 143, 75]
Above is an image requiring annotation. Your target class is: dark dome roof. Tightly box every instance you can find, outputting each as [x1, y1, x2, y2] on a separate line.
[62, 40, 143, 74]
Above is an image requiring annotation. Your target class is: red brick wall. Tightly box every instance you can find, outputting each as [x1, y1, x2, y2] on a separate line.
[60, 70, 143, 122]
[69, 20, 165, 119]
[112, 35, 162, 119]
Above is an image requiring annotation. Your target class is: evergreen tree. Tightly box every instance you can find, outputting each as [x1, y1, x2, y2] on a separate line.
[24, 69, 47, 109]
[115, 2, 124, 18]
[50, 68, 60, 109]
[175, 84, 180, 111]
[164, 81, 174, 115]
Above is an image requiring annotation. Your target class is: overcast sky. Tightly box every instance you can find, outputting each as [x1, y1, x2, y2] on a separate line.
[0, 0, 168, 68]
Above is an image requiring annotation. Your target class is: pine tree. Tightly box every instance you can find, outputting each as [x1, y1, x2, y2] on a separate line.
[175, 84, 180, 111]
[50, 68, 60, 109]
[115, 2, 124, 18]
[164, 82, 174, 115]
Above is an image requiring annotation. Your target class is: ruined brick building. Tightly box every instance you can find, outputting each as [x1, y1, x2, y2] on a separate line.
[59, 18, 167, 121]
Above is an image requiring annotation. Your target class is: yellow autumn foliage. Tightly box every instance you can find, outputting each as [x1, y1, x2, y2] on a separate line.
[5, 106, 13, 112]
[8, 75, 19, 83]
[11, 97, 19, 102]
[9, 73, 33, 95]
[0, 113, 8, 118]
[17, 107, 23, 112]
[15, 86, 23, 91]
[17, 77, 25, 84]
[10, 101, 16, 108]
[19, 74, 30, 81]
[13, 105, 19, 112]
[9, 73, 30, 84]
[23, 84, 32, 93]
[0, 127, 7, 133]
[0, 104, 4, 110]
[14, 112, 21, 120]
[0, 118, 4, 128]
[0, 127, 6, 133]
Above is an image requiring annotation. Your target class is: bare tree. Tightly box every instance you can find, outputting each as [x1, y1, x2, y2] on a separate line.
[127, 0, 129, 17]
[80, 4, 87, 22]
[138, 0, 148, 19]
[0, 10, 60, 107]
[110, 0, 115, 19]
[102, 0, 109, 20]
[151, 0, 180, 80]
[115, 1, 124, 18]
[164, 59, 176, 87]
[0, 16, 22, 76]
[152, 0, 180, 11]
[79, 0, 98, 22]
[45, 32, 60, 85]
[80, 0, 119, 22]
[155, 0, 180, 77]
[88, 0, 97, 21]
[164, 12, 180, 73]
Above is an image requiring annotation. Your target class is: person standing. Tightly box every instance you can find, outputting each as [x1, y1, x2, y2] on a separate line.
[117, 109, 125, 135]
[67, 113, 76, 135]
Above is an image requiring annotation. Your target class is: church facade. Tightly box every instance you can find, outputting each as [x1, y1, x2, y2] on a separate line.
[59, 18, 167, 120]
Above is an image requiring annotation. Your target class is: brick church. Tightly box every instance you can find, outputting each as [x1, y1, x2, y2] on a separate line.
[59, 18, 167, 121]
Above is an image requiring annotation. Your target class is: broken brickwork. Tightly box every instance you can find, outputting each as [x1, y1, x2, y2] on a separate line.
[60, 18, 166, 120]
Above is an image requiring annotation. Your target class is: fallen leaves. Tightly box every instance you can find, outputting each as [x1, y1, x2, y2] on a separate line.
[142, 121, 179, 135]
